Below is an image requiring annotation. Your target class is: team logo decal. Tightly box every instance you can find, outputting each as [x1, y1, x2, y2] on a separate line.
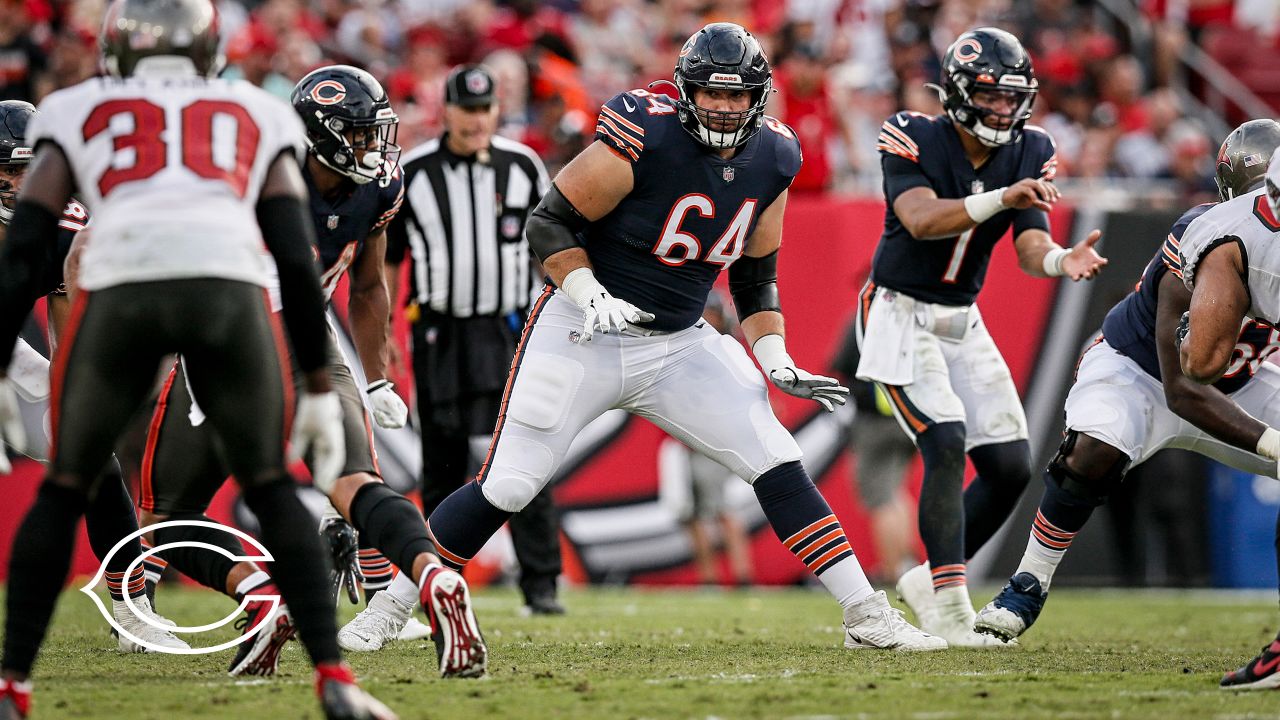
[678, 37, 695, 58]
[955, 38, 983, 64]
[466, 70, 490, 95]
[1244, 153, 1266, 168]
[327, 214, 340, 230]
[722, 166, 735, 183]
[310, 80, 347, 106]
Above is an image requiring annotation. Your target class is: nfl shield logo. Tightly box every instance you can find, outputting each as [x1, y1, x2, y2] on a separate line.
[501, 215, 520, 239]
[327, 214, 340, 230]
[722, 166, 735, 183]
[970, 180, 984, 194]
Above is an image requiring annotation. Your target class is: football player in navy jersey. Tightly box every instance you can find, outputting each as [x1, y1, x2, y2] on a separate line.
[855, 27, 1107, 646]
[0, 100, 188, 654]
[131, 66, 487, 679]
[975, 121, 1280, 673]
[425, 22, 945, 653]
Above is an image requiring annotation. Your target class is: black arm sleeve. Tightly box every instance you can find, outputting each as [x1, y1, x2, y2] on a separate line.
[727, 250, 781, 322]
[256, 195, 329, 374]
[0, 200, 58, 368]
[526, 183, 590, 264]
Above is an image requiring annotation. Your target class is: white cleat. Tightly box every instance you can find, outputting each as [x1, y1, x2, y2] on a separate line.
[923, 586, 1012, 648]
[396, 617, 432, 641]
[339, 591, 415, 652]
[894, 562, 936, 628]
[843, 591, 947, 651]
[113, 596, 189, 653]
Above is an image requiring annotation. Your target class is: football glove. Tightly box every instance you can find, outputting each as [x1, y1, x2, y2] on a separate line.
[321, 518, 364, 606]
[1176, 311, 1190, 351]
[751, 335, 849, 412]
[366, 379, 408, 429]
[291, 392, 346, 493]
[577, 292, 655, 342]
[0, 377, 26, 473]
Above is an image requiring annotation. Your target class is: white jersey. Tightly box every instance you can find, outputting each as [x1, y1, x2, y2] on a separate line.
[1179, 186, 1280, 324]
[28, 67, 305, 292]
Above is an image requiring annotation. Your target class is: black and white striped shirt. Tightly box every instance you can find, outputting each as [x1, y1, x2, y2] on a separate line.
[386, 133, 549, 318]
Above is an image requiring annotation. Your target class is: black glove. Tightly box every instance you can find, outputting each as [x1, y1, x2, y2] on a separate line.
[1176, 311, 1190, 351]
[321, 518, 363, 605]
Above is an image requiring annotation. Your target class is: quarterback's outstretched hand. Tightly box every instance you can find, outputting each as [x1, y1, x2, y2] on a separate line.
[291, 391, 346, 493]
[1061, 229, 1107, 281]
[0, 377, 24, 473]
[579, 292, 656, 341]
[751, 335, 849, 412]
[366, 379, 409, 428]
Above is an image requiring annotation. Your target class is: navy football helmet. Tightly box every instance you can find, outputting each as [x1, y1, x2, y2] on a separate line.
[0, 100, 35, 226]
[934, 27, 1037, 147]
[292, 65, 400, 186]
[1214, 119, 1280, 202]
[672, 23, 772, 149]
[100, 0, 223, 78]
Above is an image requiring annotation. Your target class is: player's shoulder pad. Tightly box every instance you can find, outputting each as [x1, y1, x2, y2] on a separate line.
[876, 111, 937, 164]
[1021, 124, 1059, 180]
[595, 90, 669, 163]
[760, 116, 802, 178]
[28, 84, 88, 146]
[1160, 202, 1215, 279]
[372, 162, 405, 231]
[1177, 190, 1263, 289]
[232, 79, 308, 159]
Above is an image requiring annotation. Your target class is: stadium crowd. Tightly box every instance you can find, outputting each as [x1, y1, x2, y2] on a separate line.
[4, 0, 1278, 204]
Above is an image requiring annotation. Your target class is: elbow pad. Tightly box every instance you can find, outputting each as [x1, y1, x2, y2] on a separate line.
[256, 194, 328, 374]
[527, 184, 589, 263]
[728, 250, 781, 322]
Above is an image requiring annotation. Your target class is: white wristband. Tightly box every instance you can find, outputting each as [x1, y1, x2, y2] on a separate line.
[1258, 427, 1280, 461]
[1041, 247, 1070, 277]
[963, 187, 1007, 224]
[560, 267, 609, 309]
[751, 334, 794, 373]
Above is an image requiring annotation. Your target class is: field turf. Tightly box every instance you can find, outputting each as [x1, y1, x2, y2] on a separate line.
[7, 584, 1280, 719]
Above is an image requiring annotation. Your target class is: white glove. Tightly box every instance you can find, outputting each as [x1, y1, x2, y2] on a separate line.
[366, 379, 408, 429]
[0, 377, 26, 474]
[290, 392, 346, 493]
[560, 267, 654, 341]
[751, 335, 849, 412]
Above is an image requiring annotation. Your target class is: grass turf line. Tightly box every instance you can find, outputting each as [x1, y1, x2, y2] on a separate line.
[4, 585, 1280, 719]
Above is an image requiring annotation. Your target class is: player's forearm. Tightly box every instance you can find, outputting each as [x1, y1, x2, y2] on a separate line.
[384, 262, 401, 311]
[1179, 327, 1235, 384]
[741, 311, 784, 350]
[544, 247, 592, 289]
[1014, 235, 1067, 279]
[901, 199, 976, 240]
[349, 283, 391, 382]
[1164, 381, 1267, 452]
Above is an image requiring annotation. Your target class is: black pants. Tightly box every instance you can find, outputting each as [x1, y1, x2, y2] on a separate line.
[412, 312, 562, 601]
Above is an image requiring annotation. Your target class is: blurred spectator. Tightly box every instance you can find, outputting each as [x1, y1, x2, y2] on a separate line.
[1162, 120, 1218, 205]
[222, 22, 293, 100]
[45, 27, 96, 92]
[335, 0, 404, 77]
[570, 0, 649, 107]
[386, 25, 450, 149]
[771, 41, 844, 194]
[0, 0, 49, 102]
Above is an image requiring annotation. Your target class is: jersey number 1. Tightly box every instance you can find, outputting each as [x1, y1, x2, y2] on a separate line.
[82, 98, 262, 197]
[941, 229, 974, 283]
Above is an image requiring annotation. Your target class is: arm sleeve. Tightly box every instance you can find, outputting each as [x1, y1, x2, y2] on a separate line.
[0, 201, 59, 368]
[880, 153, 932, 203]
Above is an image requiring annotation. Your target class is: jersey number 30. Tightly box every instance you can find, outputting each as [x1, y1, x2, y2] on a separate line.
[653, 194, 757, 267]
[82, 98, 262, 198]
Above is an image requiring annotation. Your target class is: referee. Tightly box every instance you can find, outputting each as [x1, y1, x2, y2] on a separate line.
[386, 64, 564, 615]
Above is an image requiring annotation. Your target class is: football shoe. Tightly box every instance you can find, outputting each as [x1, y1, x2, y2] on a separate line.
[339, 590, 414, 652]
[227, 582, 295, 676]
[1221, 635, 1280, 690]
[842, 590, 947, 651]
[0, 678, 31, 719]
[316, 662, 398, 720]
[975, 572, 1048, 642]
[113, 595, 189, 653]
[419, 566, 487, 677]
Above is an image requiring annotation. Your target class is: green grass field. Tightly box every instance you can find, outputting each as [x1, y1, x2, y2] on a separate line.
[8, 584, 1280, 719]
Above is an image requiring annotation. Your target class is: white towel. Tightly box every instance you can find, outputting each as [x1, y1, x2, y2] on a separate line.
[856, 288, 917, 386]
[9, 338, 50, 402]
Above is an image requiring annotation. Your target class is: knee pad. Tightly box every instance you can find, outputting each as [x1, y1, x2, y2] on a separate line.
[479, 435, 556, 512]
[505, 353, 583, 432]
[1046, 431, 1124, 506]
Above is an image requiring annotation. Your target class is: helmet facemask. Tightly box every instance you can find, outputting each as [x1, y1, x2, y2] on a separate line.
[674, 75, 770, 149]
[0, 164, 25, 225]
[941, 76, 1036, 148]
[310, 112, 401, 186]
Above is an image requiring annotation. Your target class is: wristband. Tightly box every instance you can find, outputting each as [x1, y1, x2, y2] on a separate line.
[560, 267, 609, 309]
[751, 334, 794, 373]
[963, 187, 1007, 224]
[1041, 247, 1070, 277]
[1258, 427, 1280, 461]
[366, 379, 392, 394]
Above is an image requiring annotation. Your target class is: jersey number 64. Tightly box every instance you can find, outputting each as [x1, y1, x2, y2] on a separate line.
[652, 194, 757, 268]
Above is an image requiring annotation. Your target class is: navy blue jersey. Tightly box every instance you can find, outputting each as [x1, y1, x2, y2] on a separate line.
[871, 112, 1056, 306]
[35, 199, 89, 298]
[586, 90, 800, 332]
[1101, 202, 1279, 394]
[304, 161, 404, 300]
